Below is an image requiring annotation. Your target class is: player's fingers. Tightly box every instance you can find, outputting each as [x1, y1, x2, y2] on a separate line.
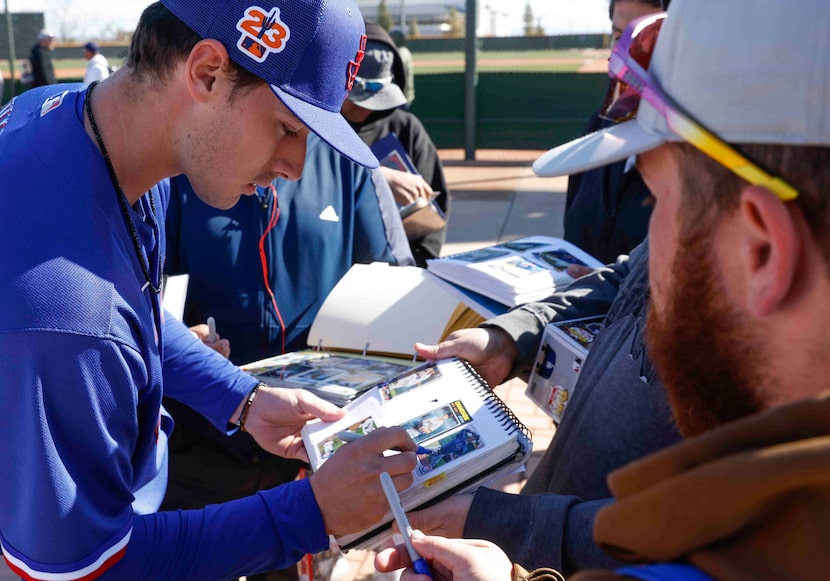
[291, 388, 346, 422]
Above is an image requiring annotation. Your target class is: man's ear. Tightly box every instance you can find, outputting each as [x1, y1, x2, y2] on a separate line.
[184, 39, 230, 103]
[738, 185, 799, 317]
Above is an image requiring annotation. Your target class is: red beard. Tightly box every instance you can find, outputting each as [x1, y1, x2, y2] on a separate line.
[646, 233, 766, 437]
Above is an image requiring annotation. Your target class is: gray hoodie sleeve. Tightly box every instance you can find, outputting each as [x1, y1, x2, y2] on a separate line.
[465, 488, 621, 573]
[464, 242, 668, 576]
[482, 252, 633, 381]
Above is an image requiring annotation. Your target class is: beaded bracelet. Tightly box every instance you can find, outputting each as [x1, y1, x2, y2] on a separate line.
[236, 382, 264, 433]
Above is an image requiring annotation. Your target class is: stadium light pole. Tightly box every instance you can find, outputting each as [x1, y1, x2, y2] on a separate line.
[463, 0, 477, 160]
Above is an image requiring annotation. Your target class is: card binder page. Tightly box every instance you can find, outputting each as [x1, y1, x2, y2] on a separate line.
[242, 350, 415, 406]
[301, 357, 532, 550]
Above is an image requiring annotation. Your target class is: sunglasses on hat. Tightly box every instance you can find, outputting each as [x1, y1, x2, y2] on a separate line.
[355, 75, 393, 94]
[601, 13, 798, 201]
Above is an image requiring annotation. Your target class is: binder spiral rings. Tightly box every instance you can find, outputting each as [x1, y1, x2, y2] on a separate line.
[457, 359, 533, 445]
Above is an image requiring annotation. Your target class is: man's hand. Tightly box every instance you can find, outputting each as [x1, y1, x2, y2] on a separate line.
[190, 323, 231, 358]
[380, 166, 435, 205]
[414, 327, 518, 387]
[566, 263, 595, 279]
[405, 494, 474, 539]
[310, 426, 418, 536]
[375, 531, 513, 581]
[234, 385, 345, 461]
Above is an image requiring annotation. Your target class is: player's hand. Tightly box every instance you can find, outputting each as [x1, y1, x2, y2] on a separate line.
[380, 166, 435, 205]
[189, 323, 231, 358]
[405, 494, 474, 539]
[414, 328, 518, 387]
[375, 531, 513, 581]
[310, 426, 418, 536]
[235, 386, 344, 462]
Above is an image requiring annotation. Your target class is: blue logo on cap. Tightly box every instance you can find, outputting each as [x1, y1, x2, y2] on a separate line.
[236, 6, 291, 64]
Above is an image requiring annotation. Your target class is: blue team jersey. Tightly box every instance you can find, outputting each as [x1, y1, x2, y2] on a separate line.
[165, 132, 412, 365]
[0, 85, 327, 579]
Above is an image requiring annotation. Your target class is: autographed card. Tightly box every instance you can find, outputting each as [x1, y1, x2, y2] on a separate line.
[380, 364, 442, 400]
[416, 427, 485, 475]
[317, 416, 379, 460]
[401, 400, 472, 444]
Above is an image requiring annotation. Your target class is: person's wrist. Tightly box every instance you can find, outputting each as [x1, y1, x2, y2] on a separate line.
[487, 327, 519, 365]
[235, 382, 264, 432]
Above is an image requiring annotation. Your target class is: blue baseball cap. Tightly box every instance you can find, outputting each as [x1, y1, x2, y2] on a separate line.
[161, 0, 378, 168]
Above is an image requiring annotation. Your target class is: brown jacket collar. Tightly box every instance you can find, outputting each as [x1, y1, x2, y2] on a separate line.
[586, 390, 830, 580]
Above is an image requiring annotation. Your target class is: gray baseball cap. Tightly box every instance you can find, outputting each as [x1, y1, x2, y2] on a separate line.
[533, 0, 830, 177]
[347, 41, 407, 111]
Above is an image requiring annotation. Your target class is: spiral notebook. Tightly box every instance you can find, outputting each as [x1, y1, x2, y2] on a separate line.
[301, 357, 533, 551]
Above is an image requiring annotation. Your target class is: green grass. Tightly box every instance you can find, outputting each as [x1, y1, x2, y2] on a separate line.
[412, 48, 606, 74]
[414, 48, 596, 61]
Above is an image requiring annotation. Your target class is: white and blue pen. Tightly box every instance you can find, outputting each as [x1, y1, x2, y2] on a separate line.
[379, 471, 433, 579]
[206, 316, 217, 343]
[336, 431, 432, 455]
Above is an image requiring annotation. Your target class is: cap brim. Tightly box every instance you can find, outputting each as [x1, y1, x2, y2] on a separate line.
[532, 117, 666, 177]
[347, 83, 407, 111]
[272, 86, 379, 169]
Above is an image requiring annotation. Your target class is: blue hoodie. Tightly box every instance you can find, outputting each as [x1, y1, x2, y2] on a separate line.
[165, 132, 413, 366]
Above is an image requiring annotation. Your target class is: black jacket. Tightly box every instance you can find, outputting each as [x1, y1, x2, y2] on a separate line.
[351, 21, 450, 266]
[29, 44, 56, 87]
[564, 111, 652, 263]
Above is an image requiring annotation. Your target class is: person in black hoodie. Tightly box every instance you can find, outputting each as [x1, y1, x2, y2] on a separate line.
[342, 21, 449, 267]
[29, 28, 57, 87]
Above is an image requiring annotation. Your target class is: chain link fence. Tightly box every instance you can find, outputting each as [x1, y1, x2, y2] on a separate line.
[1, 11, 45, 103]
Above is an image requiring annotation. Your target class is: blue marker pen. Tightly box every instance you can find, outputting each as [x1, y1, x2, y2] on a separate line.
[379, 472, 433, 579]
[335, 430, 432, 455]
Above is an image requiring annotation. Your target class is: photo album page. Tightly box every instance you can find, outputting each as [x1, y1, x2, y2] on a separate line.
[301, 357, 532, 550]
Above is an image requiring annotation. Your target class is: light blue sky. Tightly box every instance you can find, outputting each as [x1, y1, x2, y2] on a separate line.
[14, 0, 612, 41]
